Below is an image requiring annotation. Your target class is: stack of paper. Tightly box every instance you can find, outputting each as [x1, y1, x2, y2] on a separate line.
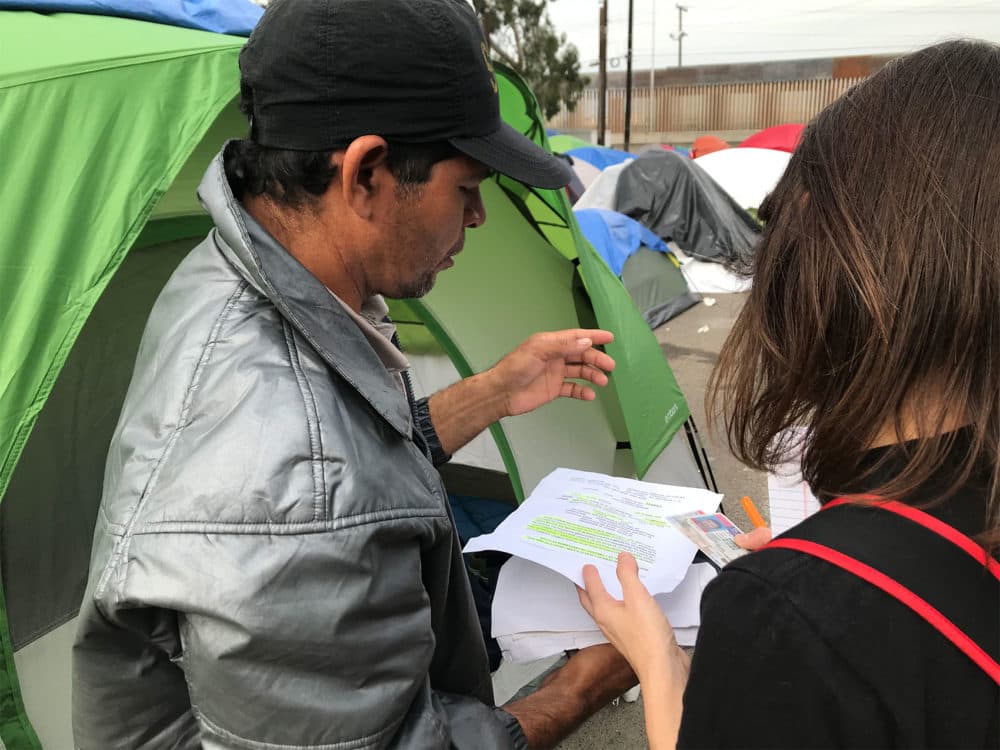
[492, 557, 716, 663]
[463, 468, 725, 663]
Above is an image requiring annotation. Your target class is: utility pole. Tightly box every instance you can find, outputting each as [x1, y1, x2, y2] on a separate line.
[670, 4, 688, 67]
[649, 0, 656, 133]
[623, 0, 634, 151]
[597, 0, 608, 145]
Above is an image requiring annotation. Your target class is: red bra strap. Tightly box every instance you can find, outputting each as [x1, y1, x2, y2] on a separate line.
[824, 496, 1000, 580]
[767, 537, 1000, 685]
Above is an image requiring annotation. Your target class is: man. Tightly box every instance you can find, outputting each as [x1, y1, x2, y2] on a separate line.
[72, 1, 636, 748]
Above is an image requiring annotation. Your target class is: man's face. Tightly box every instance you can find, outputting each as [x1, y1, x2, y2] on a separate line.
[379, 154, 490, 299]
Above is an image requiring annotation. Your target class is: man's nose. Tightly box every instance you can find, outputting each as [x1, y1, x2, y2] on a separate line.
[464, 189, 486, 229]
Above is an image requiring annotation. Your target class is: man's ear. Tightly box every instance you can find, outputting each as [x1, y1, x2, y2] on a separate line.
[337, 135, 391, 219]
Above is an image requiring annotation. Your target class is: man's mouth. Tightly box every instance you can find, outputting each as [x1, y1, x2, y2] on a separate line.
[438, 240, 464, 269]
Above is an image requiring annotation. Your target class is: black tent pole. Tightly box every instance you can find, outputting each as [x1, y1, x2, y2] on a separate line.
[598, 0, 608, 145]
[624, 0, 634, 151]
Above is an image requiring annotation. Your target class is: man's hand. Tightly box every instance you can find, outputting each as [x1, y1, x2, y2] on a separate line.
[487, 329, 616, 418]
[503, 644, 637, 749]
[427, 329, 615, 457]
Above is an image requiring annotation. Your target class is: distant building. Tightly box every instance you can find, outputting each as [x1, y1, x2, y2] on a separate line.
[549, 54, 899, 148]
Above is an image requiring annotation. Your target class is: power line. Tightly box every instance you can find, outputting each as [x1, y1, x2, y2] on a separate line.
[670, 4, 688, 66]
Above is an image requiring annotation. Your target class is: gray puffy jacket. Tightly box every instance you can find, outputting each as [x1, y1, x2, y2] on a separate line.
[72, 153, 526, 750]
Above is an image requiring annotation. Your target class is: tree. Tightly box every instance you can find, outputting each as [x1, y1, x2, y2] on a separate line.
[472, 0, 588, 121]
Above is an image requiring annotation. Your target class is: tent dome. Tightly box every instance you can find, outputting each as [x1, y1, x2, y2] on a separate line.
[694, 147, 792, 210]
[740, 123, 804, 153]
[690, 134, 730, 158]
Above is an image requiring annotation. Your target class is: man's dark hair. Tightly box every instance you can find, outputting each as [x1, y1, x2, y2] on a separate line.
[223, 137, 459, 208]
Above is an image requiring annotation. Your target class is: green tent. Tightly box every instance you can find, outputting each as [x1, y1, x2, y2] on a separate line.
[389, 64, 700, 500]
[547, 133, 594, 153]
[0, 11, 706, 747]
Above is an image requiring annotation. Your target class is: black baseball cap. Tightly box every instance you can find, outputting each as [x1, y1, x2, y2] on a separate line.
[239, 0, 573, 190]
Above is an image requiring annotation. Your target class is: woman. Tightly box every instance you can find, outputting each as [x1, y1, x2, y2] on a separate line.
[580, 40, 1000, 749]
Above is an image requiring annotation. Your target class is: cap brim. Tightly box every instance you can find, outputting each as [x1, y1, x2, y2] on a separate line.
[449, 123, 573, 190]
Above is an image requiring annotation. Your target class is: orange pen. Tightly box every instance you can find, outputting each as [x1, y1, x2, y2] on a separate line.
[741, 495, 767, 529]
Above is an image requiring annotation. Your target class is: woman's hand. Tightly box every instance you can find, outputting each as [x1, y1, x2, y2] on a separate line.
[734, 526, 773, 550]
[577, 552, 689, 685]
[578, 552, 690, 749]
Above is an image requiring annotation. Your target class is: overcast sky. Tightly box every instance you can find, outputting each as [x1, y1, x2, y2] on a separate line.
[544, 0, 1000, 71]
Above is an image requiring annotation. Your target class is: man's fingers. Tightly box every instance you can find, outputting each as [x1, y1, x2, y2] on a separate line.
[533, 329, 615, 359]
[560, 381, 597, 401]
[579, 346, 616, 373]
[562, 364, 610, 386]
[571, 329, 614, 346]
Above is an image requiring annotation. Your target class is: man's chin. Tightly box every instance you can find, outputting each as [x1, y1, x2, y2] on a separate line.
[394, 274, 437, 300]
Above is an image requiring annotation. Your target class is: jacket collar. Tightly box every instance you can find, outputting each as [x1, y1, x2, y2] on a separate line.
[197, 148, 413, 438]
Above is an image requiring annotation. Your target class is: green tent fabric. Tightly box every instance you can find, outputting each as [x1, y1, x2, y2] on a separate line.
[392, 62, 693, 496]
[490, 64, 690, 478]
[0, 12, 243, 507]
[547, 133, 593, 153]
[0, 16, 696, 747]
[0, 12, 245, 748]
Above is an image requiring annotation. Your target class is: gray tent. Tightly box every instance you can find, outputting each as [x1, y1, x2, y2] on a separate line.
[622, 247, 699, 328]
[613, 151, 761, 268]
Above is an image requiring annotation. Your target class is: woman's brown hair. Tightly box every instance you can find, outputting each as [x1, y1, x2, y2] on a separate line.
[708, 40, 1000, 553]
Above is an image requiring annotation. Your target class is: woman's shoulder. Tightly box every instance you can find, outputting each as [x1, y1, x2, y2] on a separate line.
[713, 500, 983, 629]
[704, 498, 999, 696]
[688, 502, 999, 749]
[704, 503, 946, 647]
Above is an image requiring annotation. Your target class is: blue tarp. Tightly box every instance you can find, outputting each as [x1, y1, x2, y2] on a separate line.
[575, 208, 669, 277]
[0, 0, 262, 34]
[566, 145, 634, 171]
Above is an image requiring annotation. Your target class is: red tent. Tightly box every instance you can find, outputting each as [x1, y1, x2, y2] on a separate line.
[740, 123, 804, 153]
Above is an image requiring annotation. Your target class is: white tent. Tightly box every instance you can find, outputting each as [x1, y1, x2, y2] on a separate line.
[569, 157, 601, 190]
[574, 161, 633, 210]
[694, 147, 791, 210]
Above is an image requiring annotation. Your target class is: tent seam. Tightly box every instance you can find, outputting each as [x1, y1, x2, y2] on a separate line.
[0, 46, 241, 90]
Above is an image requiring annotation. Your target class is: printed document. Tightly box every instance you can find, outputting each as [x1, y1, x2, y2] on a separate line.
[463, 468, 723, 597]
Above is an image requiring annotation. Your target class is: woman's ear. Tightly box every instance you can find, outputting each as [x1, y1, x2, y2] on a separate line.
[338, 135, 391, 219]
